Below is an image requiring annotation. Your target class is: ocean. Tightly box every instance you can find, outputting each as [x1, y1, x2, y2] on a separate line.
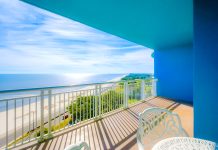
[0, 74, 126, 91]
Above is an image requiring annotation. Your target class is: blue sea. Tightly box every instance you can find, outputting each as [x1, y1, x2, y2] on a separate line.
[0, 74, 126, 91]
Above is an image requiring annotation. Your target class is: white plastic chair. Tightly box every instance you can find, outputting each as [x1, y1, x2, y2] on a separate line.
[64, 141, 90, 150]
[136, 107, 188, 150]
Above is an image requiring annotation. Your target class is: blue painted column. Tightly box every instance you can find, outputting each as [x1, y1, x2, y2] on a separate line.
[194, 0, 218, 142]
[154, 45, 193, 103]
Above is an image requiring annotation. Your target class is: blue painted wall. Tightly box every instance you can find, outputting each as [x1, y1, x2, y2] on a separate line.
[154, 45, 193, 103]
[194, 0, 218, 143]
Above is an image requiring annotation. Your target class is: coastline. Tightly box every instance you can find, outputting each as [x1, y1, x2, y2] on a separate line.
[0, 74, 126, 147]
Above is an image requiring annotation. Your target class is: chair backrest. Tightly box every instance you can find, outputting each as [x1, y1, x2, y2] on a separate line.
[64, 141, 90, 150]
[152, 137, 216, 150]
[137, 107, 188, 150]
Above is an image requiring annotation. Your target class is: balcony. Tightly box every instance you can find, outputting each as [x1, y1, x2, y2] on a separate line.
[0, 79, 193, 150]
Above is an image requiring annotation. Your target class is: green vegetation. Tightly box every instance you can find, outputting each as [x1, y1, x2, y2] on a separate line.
[121, 73, 153, 81]
[34, 117, 72, 138]
[67, 88, 124, 124]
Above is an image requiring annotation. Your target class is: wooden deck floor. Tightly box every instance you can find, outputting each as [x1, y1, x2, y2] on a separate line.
[16, 97, 193, 150]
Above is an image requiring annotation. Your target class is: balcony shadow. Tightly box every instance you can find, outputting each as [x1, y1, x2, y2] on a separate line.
[20, 97, 183, 150]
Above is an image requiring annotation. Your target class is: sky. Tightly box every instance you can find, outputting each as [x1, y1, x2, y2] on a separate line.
[0, 0, 154, 74]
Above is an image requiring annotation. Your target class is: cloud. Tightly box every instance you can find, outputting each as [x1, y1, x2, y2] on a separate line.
[0, 0, 154, 74]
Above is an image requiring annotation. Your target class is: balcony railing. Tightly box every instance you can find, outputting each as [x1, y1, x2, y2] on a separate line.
[0, 78, 157, 149]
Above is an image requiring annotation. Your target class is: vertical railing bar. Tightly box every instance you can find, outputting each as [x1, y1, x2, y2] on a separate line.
[99, 84, 101, 117]
[152, 79, 157, 97]
[113, 86, 115, 110]
[90, 89, 91, 118]
[108, 88, 110, 112]
[6, 101, 8, 149]
[35, 96, 37, 134]
[63, 93, 66, 129]
[122, 84, 123, 106]
[120, 85, 122, 107]
[89, 90, 91, 119]
[29, 98, 31, 141]
[130, 83, 132, 101]
[115, 86, 116, 109]
[141, 80, 145, 101]
[88, 90, 90, 119]
[54, 94, 56, 127]
[136, 82, 138, 100]
[83, 91, 85, 121]
[71, 92, 74, 125]
[122, 84, 124, 108]
[133, 83, 135, 100]
[118, 85, 121, 108]
[101, 88, 103, 115]
[114, 86, 116, 109]
[79, 91, 81, 123]
[129, 83, 130, 101]
[102, 88, 104, 115]
[120, 85, 121, 106]
[135, 83, 137, 100]
[116, 85, 118, 109]
[130, 84, 132, 102]
[14, 99, 17, 147]
[110, 87, 113, 111]
[103, 88, 105, 113]
[95, 85, 98, 118]
[114, 86, 116, 110]
[108, 87, 111, 112]
[67, 92, 70, 127]
[132, 83, 134, 100]
[58, 94, 61, 131]
[124, 81, 128, 108]
[39, 90, 44, 142]
[22, 98, 24, 144]
[76, 91, 78, 124]
[104, 88, 105, 112]
[92, 89, 94, 119]
[86, 90, 88, 120]
[115, 85, 118, 109]
[116, 85, 120, 109]
[136, 83, 137, 100]
[106, 88, 109, 113]
[120, 85, 123, 107]
[48, 89, 52, 138]
[121, 85, 123, 106]
[111, 87, 113, 111]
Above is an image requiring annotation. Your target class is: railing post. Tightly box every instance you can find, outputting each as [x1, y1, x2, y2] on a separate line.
[95, 85, 98, 118]
[141, 80, 145, 100]
[98, 84, 102, 118]
[39, 90, 45, 142]
[152, 79, 157, 97]
[124, 81, 129, 109]
[47, 89, 53, 139]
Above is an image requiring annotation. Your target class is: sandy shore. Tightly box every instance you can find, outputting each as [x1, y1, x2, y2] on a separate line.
[0, 75, 125, 147]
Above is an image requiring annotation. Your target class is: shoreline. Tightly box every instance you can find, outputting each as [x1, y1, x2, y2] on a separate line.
[0, 75, 126, 147]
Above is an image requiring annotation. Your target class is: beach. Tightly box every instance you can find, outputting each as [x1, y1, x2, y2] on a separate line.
[0, 74, 126, 148]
